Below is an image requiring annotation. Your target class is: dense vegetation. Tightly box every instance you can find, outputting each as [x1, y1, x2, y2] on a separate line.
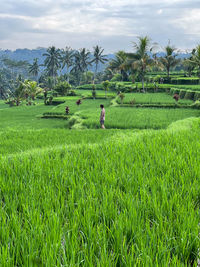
[0, 93, 200, 265]
[1, 36, 200, 265]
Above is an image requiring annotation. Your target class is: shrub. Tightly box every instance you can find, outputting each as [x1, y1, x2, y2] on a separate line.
[110, 73, 122, 82]
[54, 81, 71, 96]
[191, 100, 200, 109]
[92, 85, 96, 99]
[184, 91, 195, 100]
[130, 98, 136, 105]
[76, 84, 103, 90]
[179, 90, 187, 99]
[67, 90, 76, 96]
[171, 77, 200, 85]
[194, 92, 200, 101]
[119, 93, 125, 104]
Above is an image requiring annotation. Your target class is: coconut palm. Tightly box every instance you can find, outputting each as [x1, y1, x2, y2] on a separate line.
[108, 50, 128, 81]
[189, 45, 200, 77]
[91, 45, 108, 83]
[159, 42, 180, 78]
[70, 51, 83, 85]
[79, 48, 91, 72]
[29, 58, 40, 81]
[43, 46, 61, 85]
[183, 49, 196, 77]
[126, 36, 155, 92]
[61, 47, 74, 83]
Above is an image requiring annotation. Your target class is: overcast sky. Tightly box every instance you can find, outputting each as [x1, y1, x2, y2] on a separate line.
[0, 0, 199, 53]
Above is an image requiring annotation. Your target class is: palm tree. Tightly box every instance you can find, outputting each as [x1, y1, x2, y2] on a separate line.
[183, 49, 196, 77]
[189, 45, 200, 78]
[61, 47, 74, 83]
[108, 50, 128, 81]
[70, 51, 83, 86]
[29, 58, 40, 81]
[159, 42, 180, 78]
[91, 45, 107, 83]
[79, 48, 91, 72]
[126, 36, 154, 92]
[43, 46, 61, 86]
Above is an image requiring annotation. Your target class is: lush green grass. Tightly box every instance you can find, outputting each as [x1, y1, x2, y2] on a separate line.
[0, 100, 10, 110]
[0, 101, 67, 130]
[1, 93, 200, 265]
[120, 93, 193, 105]
[0, 129, 130, 155]
[80, 106, 200, 129]
[52, 98, 111, 114]
[0, 118, 200, 266]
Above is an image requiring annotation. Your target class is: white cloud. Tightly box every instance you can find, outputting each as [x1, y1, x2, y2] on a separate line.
[0, 0, 199, 52]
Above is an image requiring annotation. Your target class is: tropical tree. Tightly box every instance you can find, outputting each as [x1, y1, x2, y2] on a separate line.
[81, 71, 93, 84]
[54, 81, 71, 96]
[2, 58, 29, 79]
[43, 46, 61, 85]
[91, 45, 108, 83]
[108, 50, 128, 81]
[23, 80, 43, 100]
[102, 80, 110, 98]
[159, 42, 180, 78]
[61, 47, 74, 83]
[70, 51, 83, 85]
[126, 36, 155, 92]
[183, 50, 196, 77]
[189, 45, 200, 78]
[29, 58, 40, 81]
[79, 48, 91, 73]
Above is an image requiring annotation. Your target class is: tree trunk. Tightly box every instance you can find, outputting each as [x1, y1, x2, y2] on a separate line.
[93, 64, 98, 84]
[142, 77, 145, 93]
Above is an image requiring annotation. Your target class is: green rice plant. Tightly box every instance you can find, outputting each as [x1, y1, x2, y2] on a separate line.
[0, 118, 200, 265]
[81, 107, 200, 129]
[120, 93, 192, 105]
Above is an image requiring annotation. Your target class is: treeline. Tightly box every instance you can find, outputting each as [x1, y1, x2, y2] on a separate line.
[0, 36, 200, 99]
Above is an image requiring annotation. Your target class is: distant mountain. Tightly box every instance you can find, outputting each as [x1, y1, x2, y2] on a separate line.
[0, 48, 46, 65]
[0, 48, 115, 73]
[0, 48, 189, 73]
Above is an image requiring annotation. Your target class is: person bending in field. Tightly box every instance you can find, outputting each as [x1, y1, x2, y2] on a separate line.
[100, 104, 105, 129]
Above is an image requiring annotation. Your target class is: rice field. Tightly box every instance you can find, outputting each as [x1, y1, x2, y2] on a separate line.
[119, 93, 193, 105]
[80, 107, 200, 129]
[0, 95, 200, 266]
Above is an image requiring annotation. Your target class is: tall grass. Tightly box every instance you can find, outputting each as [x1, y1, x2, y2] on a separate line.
[120, 93, 193, 105]
[0, 118, 199, 266]
[81, 107, 200, 129]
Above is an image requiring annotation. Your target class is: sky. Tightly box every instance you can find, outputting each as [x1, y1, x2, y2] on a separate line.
[0, 0, 200, 53]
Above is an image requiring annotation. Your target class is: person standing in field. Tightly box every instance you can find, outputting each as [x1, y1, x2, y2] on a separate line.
[100, 104, 105, 129]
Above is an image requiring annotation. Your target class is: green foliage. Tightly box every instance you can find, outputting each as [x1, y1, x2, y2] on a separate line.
[184, 90, 195, 100]
[76, 83, 103, 90]
[54, 81, 71, 96]
[119, 92, 125, 103]
[67, 89, 76, 96]
[101, 80, 110, 97]
[118, 93, 192, 105]
[110, 73, 122, 82]
[1, 91, 200, 266]
[194, 91, 200, 101]
[1, 117, 200, 265]
[171, 77, 200, 85]
[179, 89, 187, 99]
